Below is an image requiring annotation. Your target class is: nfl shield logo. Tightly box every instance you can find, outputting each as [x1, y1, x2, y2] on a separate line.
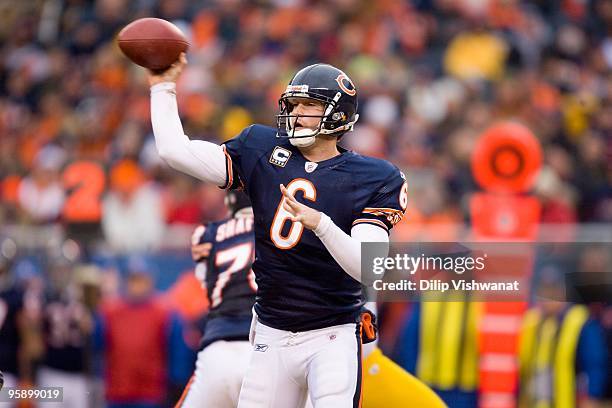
[305, 162, 318, 173]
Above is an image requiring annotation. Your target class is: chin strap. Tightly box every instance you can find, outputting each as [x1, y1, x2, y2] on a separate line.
[285, 92, 358, 140]
[289, 135, 316, 147]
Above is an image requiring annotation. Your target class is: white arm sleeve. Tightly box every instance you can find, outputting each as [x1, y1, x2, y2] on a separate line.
[194, 262, 207, 287]
[314, 213, 389, 283]
[150, 82, 227, 186]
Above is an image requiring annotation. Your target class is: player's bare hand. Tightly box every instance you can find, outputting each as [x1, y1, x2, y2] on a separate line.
[191, 242, 212, 261]
[280, 184, 321, 230]
[148, 52, 187, 86]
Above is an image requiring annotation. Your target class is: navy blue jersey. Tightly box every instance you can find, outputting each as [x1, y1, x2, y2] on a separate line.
[192, 214, 257, 348]
[43, 293, 89, 373]
[222, 125, 408, 331]
[0, 287, 24, 375]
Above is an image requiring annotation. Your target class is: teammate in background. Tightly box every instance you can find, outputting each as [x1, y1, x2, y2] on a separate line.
[176, 190, 257, 407]
[38, 263, 99, 407]
[150, 55, 407, 407]
[0, 238, 43, 404]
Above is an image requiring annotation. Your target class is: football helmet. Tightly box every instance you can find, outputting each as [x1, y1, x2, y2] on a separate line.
[225, 190, 251, 215]
[276, 64, 359, 147]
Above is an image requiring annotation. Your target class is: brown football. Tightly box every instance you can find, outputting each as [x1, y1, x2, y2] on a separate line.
[117, 18, 189, 71]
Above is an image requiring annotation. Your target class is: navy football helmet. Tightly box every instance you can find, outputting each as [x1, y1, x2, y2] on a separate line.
[225, 190, 251, 215]
[276, 64, 359, 141]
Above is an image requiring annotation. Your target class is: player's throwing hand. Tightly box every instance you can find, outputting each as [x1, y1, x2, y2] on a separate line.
[280, 184, 321, 230]
[150, 62, 408, 407]
[148, 52, 187, 86]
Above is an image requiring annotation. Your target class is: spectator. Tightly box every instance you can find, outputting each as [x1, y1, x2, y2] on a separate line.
[95, 262, 192, 408]
[17, 145, 66, 224]
[161, 176, 203, 225]
[0, 0, 609, 230]
[101, 160, 165, 252]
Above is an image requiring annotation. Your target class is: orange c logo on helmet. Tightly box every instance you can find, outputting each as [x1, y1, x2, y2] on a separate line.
[335, 73, 356, 96]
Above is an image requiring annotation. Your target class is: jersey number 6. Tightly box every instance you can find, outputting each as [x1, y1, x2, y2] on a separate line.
[270, 178, 317, 249]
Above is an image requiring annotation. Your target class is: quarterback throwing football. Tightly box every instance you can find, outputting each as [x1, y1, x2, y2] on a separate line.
[150, 54, 407, 407]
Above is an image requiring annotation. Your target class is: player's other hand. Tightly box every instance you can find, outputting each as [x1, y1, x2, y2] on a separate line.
[148, 52, 187, 86]
[280, 184, 321, 230]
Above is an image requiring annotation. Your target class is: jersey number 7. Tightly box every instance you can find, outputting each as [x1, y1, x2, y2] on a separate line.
[211, 242, 257, 307]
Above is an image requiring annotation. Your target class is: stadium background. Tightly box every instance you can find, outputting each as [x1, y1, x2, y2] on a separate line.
[0, 0, 610, 407]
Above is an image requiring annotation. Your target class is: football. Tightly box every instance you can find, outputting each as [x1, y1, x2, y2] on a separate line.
[117, 18, 189, 72]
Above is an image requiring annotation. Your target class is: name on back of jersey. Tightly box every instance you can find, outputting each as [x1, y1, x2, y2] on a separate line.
[216, 217, 254, 242]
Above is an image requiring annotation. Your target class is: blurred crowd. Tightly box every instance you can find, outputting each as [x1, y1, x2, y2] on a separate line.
[0, 0, 611, 406]
[0, 0, 611, 250]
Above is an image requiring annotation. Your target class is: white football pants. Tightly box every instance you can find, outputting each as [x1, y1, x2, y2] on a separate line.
[177, 340, 253, 407]
[237, 320, 362, 408]
[37, 366, 89, 408]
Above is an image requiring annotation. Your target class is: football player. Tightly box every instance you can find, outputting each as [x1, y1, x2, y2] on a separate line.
[179, 192, 444, 407]
[176, 191, 257, 407]
[38, 262, 97, 407]
[0, 239, 43, 406]
[150, 55, 407, 407]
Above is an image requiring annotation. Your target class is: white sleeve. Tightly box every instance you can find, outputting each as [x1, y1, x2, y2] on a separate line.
[362, 301, 378, 358]
[313, 213, 389, 283]
[150, 82, 228, 186]
[194, 263, 208, 288]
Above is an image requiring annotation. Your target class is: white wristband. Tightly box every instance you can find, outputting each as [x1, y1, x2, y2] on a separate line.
[150, 82, 176, 93]
[314, 213, 332, 237]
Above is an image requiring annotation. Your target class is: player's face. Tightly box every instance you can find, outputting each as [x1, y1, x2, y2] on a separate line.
[287, 97, 325, 131]
[127, 274, 153, 298]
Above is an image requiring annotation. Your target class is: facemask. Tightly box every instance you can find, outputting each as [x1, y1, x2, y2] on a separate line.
[288, 128, 317, 147]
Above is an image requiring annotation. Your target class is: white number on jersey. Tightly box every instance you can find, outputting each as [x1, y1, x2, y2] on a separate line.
[210, 242, 256, 307]
[270, 178, 317, 249]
